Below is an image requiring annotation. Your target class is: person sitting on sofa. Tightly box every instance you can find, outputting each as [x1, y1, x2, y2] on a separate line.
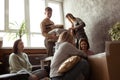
[9, 39, 48, 80]
[79, 38, 95, 56]
[50, 31, 90, 80]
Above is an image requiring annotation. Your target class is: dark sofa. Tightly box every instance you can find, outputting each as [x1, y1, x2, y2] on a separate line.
[0, 41, 120, 80]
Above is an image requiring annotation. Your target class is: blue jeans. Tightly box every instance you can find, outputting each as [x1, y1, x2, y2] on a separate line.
[51, 59, 90, 80]
[51, 76, 63, 80]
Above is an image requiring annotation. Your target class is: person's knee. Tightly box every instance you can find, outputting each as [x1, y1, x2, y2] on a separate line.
[29, 74, 39, 80]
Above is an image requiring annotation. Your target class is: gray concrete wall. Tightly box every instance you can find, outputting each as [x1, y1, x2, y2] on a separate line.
[63, 0, 120, 53]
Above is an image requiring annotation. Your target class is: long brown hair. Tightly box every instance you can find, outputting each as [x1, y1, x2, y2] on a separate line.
[79, 38, 90, 50]
[13, 39, 22, 54]
[66, 13, 76, 20]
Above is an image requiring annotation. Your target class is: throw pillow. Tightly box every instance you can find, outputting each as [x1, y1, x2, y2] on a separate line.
[57, 56, 81, 73]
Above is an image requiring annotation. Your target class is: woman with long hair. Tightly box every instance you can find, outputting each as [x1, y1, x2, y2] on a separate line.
[50, 31, 90, 80]
[9, 39, 48, 80]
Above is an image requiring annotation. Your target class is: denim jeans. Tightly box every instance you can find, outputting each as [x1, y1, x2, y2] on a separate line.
[51, 59, 90, 80]
[51, 76, 63, 80]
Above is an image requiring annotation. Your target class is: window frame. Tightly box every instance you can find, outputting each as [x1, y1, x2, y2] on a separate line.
[0, 0, 64, 47]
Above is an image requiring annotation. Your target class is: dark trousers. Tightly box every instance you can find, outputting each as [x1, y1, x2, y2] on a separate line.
[51, 59, 90, 80]
[44, 38, 56, 75]
[44, 38, 56, 56]
[31, 69, 48, 79]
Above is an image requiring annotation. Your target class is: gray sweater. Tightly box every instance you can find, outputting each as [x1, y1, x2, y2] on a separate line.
[50, 42, 85, 78]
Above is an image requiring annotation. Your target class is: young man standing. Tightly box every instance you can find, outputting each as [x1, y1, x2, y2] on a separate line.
[40, 7, 63, 56]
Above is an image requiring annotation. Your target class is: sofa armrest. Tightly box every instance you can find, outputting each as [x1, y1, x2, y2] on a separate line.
[88, 53, 109, 80]
[106, 41, 120, 80]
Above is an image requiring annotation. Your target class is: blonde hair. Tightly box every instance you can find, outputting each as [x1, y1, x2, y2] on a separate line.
[59, 31, 74, 45]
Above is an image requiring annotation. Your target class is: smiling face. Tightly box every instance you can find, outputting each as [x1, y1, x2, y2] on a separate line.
[80, 41, 88, 50]
[17, 40, 24, 53]
[45, 10, 52, 18]
[79, 38, 89, 51]
[44, 7, 52, 19]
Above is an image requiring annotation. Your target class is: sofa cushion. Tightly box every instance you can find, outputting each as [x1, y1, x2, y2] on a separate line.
[106, 41, 120, 80]
[88, 53, 109, 80]
[57, 56, 81, 73]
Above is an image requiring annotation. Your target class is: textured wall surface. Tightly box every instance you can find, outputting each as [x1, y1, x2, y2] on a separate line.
[63, 0, 120, 53]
